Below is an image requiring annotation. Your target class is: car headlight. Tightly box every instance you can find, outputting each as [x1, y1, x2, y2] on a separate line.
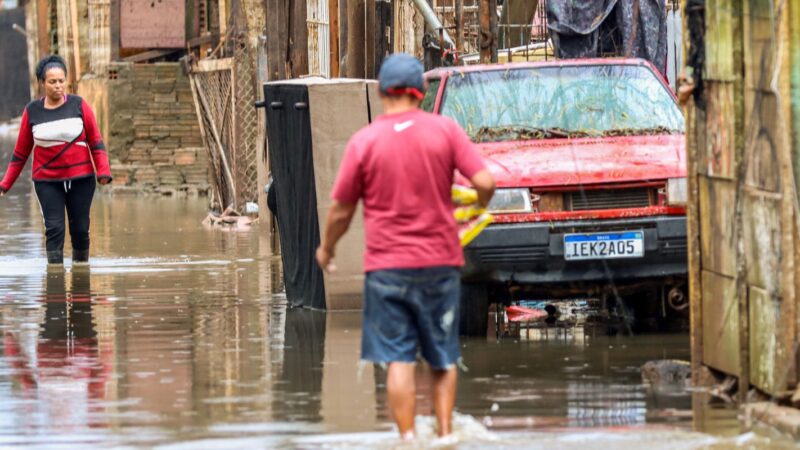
[487, 188, 532, 213]
[667, 178, 687, 206]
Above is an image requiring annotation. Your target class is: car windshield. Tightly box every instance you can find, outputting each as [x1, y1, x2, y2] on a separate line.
[440, 64, 686, 143]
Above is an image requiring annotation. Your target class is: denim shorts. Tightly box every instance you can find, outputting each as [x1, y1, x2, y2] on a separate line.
[361, 266, 461, 370]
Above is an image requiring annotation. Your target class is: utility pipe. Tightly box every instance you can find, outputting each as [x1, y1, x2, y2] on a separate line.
[410, 0, 455, 49]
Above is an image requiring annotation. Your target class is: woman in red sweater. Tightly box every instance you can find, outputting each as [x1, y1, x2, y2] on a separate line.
[0, 55, 112, 265]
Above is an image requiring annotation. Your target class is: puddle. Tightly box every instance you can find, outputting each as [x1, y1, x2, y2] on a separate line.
[0, 129, 795, 448]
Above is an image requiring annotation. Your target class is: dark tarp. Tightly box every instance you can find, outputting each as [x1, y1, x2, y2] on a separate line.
[264, 84, 327, 310]
[547, 0, 668, 74]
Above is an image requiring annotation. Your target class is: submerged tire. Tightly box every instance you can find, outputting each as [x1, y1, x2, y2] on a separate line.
[459, 283, 490, 337]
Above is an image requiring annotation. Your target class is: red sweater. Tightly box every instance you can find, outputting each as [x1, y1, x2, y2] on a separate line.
[0, 95, 112, 192]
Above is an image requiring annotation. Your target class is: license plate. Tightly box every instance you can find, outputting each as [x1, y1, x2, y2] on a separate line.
[563, 231, 644, 261]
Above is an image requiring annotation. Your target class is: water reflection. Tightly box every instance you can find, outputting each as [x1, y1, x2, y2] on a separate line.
[4, 267, 110, 431]
[273, 309, 326, 422]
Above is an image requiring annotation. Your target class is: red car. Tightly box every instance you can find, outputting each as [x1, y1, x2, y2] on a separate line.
[423, 58, 688, 335]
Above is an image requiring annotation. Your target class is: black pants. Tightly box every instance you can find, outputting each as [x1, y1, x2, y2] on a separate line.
[34, 176, 96, 261]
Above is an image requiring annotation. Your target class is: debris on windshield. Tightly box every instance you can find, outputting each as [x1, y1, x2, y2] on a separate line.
[472, 125, 596, 142]
[604, 127, 684, 137]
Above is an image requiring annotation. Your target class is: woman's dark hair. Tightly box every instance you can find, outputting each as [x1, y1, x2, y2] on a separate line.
[35, 55, 68, 81]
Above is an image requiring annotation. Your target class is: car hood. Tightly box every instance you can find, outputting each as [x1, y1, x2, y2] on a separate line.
[476, 134, 686, 188]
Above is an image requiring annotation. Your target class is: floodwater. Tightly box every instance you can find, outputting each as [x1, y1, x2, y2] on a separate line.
[0, 132, 797, 449]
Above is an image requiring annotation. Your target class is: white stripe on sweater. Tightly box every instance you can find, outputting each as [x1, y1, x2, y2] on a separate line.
[31, 117, 83, 148]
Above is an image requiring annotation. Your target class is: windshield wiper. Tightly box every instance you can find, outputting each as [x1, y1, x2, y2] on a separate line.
[603, 126, 684, 137]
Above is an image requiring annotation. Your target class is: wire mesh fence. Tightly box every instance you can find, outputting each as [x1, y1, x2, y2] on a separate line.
[189, 59, 237, 211]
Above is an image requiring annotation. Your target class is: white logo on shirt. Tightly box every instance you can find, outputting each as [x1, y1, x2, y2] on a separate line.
[393, 120, 415, 133]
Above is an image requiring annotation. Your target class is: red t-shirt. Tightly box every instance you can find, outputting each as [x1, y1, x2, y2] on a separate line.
[331, 109, 486, 272]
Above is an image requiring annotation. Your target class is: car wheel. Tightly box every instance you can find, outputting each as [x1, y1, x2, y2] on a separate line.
[459, 283, 490, 337]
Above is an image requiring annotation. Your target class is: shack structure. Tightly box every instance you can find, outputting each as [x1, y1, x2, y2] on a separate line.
[684, 0, 800, 432]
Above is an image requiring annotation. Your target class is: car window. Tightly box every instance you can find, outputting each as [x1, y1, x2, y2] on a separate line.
[440, 65, 685, 143]
[421, 79, 441, 113]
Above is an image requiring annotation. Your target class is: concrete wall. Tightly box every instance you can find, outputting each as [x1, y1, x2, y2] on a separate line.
[79, 63, 209, 195]
[0, 8, 30, 121]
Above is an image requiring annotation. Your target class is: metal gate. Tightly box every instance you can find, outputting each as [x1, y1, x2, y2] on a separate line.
[189, 50, 259, 212]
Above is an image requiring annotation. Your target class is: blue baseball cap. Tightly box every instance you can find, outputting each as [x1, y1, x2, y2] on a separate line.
[378, 53, 425, 99]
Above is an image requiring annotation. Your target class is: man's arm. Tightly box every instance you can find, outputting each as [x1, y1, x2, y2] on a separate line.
[316, 201, 358, 272]
[470, 169, 496, 208]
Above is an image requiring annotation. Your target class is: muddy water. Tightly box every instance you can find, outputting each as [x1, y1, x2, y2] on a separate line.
[0, 135, 796, 448]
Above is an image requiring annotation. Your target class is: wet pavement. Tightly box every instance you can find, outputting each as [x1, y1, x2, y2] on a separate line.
[0, 133, 798, 448]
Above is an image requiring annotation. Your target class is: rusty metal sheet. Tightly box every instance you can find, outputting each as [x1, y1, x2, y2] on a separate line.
[701, 270, 740, 376]
[120, 0, 185, 49]
[699, 178, 736, 277]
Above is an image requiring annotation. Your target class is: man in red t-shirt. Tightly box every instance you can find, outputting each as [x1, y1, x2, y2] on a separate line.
[316, 53, 495, 439]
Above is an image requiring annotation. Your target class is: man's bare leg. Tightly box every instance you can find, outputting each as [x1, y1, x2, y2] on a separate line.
[432, 367, 457, 436]
[387, 362, 416, 438]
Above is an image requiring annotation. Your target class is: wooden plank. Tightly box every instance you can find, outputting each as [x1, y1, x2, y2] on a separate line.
[743, 192, 782, 290]
[329, 0, 340, 77]
[110, 0, 120, 61]
[290, 0, 309, 77]
[346, 0, 365, 77]
[195, 57, 234, 72]
[703, 82, 736, 179]
[704, 0, 736, 81]
[219, 0, 227, 38]
[121, 49, 177, 63]
[365, 0, 375, 77]
[699, 177, 737, 277]
[702, 270, 740, 376]
[265, 0, 286, 80]
[749, 285, 789, 395]
[687, 97, 705, 384]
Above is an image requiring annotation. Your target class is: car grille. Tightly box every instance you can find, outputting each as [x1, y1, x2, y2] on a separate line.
[660, 238, 688, 256]
[478, 246, 547, 264]
[567, 189, 652, 211]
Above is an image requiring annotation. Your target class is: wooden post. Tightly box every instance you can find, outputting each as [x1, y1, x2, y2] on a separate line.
[290, 0, 308, 77]
[479, 0, 493, 63]
[365, 0, 376, 77]
[69, 0, 82, 82]
[24, 0, 41, 99]
[110, 0, 120, 61]
[219, 0, 227, 38]
[455, 0, 463, 54]
[346, 0, 365, 77]
[329, 0, 340, 77]
[373, 0, 391, 73]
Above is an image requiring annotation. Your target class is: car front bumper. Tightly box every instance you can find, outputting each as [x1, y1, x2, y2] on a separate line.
[462, 215, 687, 285]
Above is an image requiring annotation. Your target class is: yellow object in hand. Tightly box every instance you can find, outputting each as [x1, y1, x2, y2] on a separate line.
[454, 205, 486, 223]
[452, 184, 493, 247]
[459, 213, 494, 247]
[452, 185, 479, 206]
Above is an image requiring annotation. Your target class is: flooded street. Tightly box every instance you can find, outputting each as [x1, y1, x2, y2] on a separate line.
[0, 136, 796, 449]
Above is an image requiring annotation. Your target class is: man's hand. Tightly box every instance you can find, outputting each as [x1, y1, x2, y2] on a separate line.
[98, 177, 111, 185]
[0, 188, 5, 197]
[316, 246, 337, 273]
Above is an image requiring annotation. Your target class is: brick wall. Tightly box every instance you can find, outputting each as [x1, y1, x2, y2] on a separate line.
[81, 62, 210, 195]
